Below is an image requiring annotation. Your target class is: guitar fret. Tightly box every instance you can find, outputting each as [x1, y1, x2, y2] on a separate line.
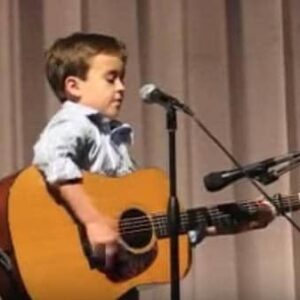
[208, 203, 252, 233]
[273, 195, 280, 211]
[154, 215, 166, 237]
[186, 207, 210, 231]
[180, 212, 189, 233]
[208, 207, 225, 228]
[163, 216, 169, 236]
[286, 195, 292, 213]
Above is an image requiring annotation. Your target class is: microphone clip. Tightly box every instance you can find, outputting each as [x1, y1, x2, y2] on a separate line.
[256, 157, 300, 185]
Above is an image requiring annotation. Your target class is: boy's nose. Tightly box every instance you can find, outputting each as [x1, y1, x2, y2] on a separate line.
[116, 78, 125, 92]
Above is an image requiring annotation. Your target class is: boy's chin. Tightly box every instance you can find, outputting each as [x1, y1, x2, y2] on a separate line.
[101, 109, 120, 119]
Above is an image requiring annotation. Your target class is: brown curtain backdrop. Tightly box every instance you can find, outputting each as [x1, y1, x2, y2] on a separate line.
[1, 0, 300, 299]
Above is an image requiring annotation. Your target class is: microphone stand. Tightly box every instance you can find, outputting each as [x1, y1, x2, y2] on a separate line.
[166, 106, 181, 300]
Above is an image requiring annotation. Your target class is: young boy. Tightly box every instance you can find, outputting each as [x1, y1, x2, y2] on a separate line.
[33, 32, 138, 299]
[33, 32, 275, 299]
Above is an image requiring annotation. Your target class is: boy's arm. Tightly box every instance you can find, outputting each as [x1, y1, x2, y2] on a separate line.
[53, 182, 119, 269]
[33, 118, 119, 269]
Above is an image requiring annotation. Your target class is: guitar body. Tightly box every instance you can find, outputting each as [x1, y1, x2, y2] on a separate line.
[6, 167, 191, 300]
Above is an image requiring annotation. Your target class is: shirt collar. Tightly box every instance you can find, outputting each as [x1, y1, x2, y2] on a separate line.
[63, 100, 134, 145]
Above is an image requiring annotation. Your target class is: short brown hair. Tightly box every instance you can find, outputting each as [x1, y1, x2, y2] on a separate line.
[45, 32, 127, 102]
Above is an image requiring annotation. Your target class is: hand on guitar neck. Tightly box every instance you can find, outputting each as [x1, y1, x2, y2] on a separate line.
[244, 199, 277, 230]
[207, 199, 276, 236]
[188, 199, 276, 246]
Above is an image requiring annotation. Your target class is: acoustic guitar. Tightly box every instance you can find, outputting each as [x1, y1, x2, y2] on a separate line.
[1, 167, 299, 299]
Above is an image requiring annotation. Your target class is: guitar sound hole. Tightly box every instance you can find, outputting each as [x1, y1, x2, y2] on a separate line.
[119, 208, 153, 249]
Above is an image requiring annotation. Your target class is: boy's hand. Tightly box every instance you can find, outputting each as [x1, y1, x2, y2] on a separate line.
[245, 199, 277, 230]
[85, 215, 119, 271]
[52, 182, 121, 271]
[205, 199, 277, 237]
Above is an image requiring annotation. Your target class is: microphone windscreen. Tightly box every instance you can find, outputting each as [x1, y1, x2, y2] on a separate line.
[139, 84, 156, 102]
[203, 173, 226, 192]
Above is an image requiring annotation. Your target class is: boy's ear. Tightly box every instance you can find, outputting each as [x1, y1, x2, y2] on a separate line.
[64, 76, 82, 99]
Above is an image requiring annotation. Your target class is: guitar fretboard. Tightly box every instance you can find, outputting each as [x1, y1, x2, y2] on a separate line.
[151, 193, 300, 238]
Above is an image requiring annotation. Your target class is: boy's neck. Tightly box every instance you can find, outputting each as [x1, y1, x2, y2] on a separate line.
[63, 100, 112, 122]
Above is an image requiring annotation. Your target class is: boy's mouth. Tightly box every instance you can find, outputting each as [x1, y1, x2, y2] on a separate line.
[112, 99, 122, 108]
[114, 98, 123, 104]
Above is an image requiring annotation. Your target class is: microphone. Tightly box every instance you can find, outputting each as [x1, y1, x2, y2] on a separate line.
[139, 84, 192, 114]
[204, 151, 300, 192]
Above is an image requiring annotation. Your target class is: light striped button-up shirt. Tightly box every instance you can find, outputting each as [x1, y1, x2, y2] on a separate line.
[33, 101, 136, 184]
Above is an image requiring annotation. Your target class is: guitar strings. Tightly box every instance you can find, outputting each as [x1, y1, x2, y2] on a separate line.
[119, 195, 300, 232]
[119, 194, 300, 228]
[119, 194, 300, 229]
[118, 195, 300, 235]
[120, 206, 299, 235]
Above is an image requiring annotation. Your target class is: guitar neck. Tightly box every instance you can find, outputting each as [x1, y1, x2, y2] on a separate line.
[152, 193, 300, 238]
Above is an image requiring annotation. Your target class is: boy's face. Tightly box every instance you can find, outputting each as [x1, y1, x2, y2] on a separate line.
[67, 53, 126, 118]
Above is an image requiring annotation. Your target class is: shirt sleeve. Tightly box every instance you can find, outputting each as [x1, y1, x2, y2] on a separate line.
[33, 118, 89, 184]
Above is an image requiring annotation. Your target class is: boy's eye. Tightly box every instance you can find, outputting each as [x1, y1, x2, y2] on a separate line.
[106, 70, 125, 84]
[106, 74, 116, 83]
